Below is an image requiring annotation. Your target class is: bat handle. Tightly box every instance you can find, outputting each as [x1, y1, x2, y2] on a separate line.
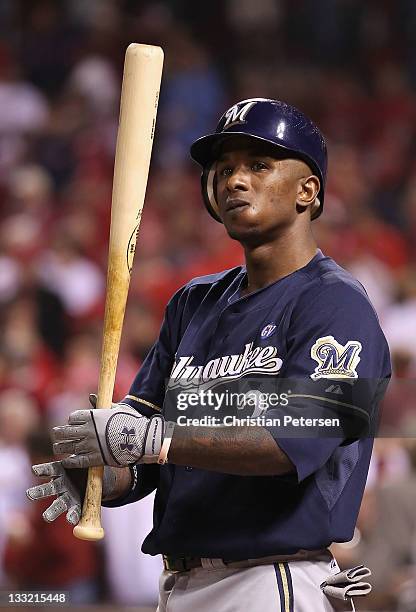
[73, 465, 105, 541]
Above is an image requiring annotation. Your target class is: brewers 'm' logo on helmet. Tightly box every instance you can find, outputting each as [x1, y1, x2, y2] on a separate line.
[223, 100, 257, 129]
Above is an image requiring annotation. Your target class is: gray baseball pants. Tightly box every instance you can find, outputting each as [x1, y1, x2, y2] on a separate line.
[157, 557, 351, 611]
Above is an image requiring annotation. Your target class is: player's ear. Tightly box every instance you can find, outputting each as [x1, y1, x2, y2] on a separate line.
[296, 175, 320, 214]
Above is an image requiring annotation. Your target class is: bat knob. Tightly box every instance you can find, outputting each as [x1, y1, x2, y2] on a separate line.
[73, 523, 105, 541]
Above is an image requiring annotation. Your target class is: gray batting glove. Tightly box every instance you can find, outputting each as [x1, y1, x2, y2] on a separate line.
[26, 462, 117, 526]
[51, 404, 165, 468]
[26, 462, 86, 526]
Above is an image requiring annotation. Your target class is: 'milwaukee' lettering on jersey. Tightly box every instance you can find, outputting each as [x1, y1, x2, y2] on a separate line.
[169, 342, 282, 387]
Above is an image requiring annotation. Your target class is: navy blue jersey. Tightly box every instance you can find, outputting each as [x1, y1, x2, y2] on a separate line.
[104, 250, 390, 559]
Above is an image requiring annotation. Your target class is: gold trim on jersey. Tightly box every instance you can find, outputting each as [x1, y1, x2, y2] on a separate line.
[125, 395, 161, 412]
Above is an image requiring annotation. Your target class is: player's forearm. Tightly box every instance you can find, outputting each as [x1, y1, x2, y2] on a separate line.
[169, 426, 295, 476]
[102, 466, 132, 501]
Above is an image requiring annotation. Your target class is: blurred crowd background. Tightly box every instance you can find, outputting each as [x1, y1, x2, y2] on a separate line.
[0, 0, 416, 610]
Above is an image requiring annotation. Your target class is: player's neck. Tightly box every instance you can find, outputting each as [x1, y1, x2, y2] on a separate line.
[242, 233, 318, 295]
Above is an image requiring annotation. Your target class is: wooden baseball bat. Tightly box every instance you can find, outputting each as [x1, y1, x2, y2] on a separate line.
[73, 43, 164, 541]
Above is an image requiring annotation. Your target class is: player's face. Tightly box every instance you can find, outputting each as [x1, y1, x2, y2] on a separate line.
[215, 137, 319, 245]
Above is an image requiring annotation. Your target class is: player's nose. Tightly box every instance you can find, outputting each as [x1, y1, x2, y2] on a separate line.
[226, 166, 250, 192]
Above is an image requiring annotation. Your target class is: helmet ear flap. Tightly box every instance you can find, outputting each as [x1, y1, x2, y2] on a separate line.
[201, 164, 223, 223]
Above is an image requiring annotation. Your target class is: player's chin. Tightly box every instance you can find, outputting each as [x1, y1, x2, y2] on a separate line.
[222, 206, 255, 231]
[223, 219, 263, 245]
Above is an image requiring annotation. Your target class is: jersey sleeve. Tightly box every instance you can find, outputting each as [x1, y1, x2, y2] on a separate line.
[102, 464, 159, 508]
[264, 281, 391, 482]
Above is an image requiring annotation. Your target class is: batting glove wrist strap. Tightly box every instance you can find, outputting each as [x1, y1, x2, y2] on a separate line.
[101, 408, 165, 465]
[158, 421, 176, 464]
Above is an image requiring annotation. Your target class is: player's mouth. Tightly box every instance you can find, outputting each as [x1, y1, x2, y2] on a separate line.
[225, 198, 250, 212]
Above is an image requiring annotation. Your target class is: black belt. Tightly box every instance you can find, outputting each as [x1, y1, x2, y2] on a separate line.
[163, 549, 332, 572]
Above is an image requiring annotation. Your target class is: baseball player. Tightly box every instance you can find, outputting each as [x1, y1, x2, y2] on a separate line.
[27, 99, 391, 611]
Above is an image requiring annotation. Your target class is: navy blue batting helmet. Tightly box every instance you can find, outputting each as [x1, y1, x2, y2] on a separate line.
[190, 98, 327, 221]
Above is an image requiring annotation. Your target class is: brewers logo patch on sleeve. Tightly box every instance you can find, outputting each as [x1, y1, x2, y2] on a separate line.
[310, 335, 362, 380]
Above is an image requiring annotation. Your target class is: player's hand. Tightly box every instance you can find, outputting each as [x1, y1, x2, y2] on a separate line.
[26, 461, 87, 526]
[51, 405, 165, 468]
[26, 462, 120, 526]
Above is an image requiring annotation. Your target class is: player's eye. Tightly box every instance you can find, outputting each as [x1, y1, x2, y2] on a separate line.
[218, 166, 233, 177]
[251, 161, 268, 171]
